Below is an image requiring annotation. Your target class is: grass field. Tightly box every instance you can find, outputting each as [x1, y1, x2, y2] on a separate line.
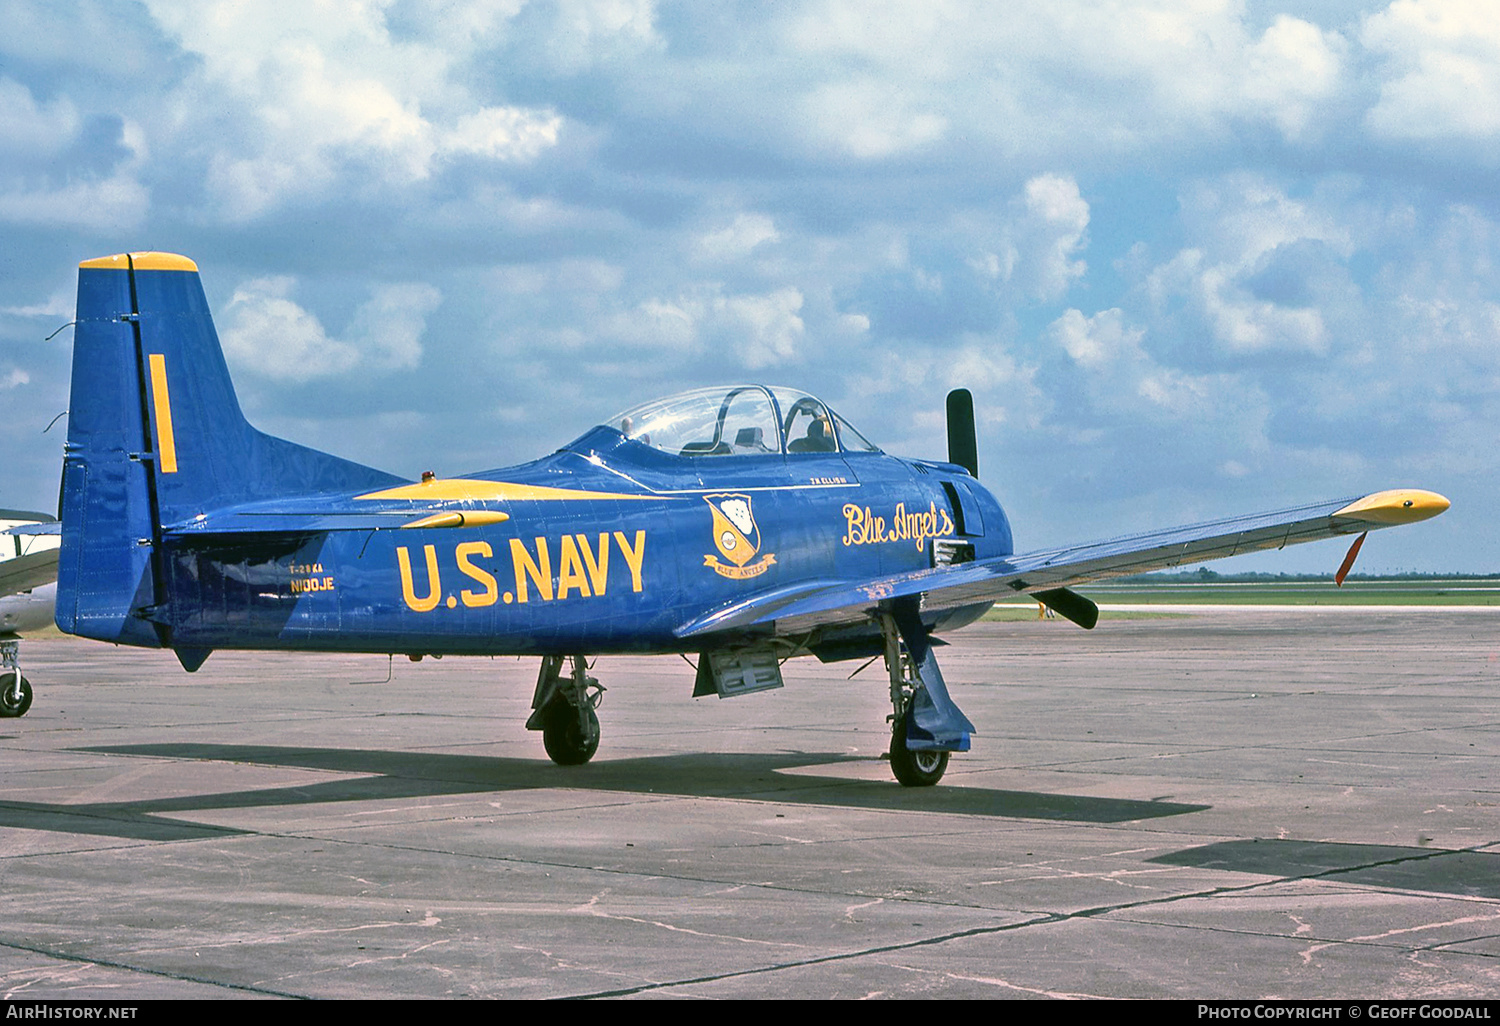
[982, 606, 1185, 621]
[996, 578, 1500, 607]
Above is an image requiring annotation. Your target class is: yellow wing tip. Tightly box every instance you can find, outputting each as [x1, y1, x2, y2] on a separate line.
[1334, 489, 1450, 525]
[79, 252, 198, 272]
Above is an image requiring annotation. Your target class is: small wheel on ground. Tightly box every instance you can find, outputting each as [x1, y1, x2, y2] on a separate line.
[0, 672, 33, 718]
[542, 702, 600, 766]
[889, 716, 948, 786]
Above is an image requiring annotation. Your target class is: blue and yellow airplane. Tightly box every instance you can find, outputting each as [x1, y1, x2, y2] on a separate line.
[1, 510, 61, 717]
[52, 252, 1450, 784]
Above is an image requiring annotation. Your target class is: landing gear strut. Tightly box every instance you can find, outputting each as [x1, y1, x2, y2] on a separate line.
[878, 605, 974, 787]
[0, 640, 32, 718]
[526, 655, 604, 766]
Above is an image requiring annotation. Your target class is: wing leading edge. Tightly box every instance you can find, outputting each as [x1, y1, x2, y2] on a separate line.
[676, 489, 1450, 640]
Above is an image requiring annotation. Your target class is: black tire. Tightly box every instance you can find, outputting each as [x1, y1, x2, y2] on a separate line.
[889, 716, 948, 786]
[0, 672, 33, 718]
[542, 701, 600, 766]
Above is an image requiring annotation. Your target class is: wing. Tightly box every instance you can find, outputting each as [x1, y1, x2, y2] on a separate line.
[675, 489, 1450, 639]
[0, 522, 61, 597]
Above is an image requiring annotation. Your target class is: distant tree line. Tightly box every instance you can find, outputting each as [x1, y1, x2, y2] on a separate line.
[1116, 568, 1496, 583]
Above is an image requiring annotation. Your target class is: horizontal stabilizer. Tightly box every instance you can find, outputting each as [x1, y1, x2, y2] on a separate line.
[167, 508, 510, 536]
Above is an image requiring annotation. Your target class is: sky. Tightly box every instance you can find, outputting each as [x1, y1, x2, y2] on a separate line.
[1, 0, 1495, 573]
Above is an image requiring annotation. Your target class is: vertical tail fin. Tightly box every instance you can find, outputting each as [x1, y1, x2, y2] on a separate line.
[57, 252, 401, 646]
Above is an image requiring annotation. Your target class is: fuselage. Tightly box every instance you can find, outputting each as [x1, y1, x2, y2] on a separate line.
[1, 583, 56, 637]
[158, 425, 1013, 656]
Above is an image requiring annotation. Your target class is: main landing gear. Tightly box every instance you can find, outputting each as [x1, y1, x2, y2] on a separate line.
[889, 713, 949, 787]
[0, 640, 32, 718]
[878, 605, 975, 787]
[526, 655, 604, 766]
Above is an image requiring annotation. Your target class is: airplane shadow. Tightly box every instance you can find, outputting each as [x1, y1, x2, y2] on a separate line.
[0, 743, 1210, 843]
[1151, 839, 1500, 900]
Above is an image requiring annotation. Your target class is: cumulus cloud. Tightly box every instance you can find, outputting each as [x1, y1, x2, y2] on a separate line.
[777, 1, 1361, 163]
[1052, 308, 1145, 370]
[697, 214, 780, 260]
[222, 276, 441, 382]
[0, 292, 73, 319]
[142, 0, 563, 219]
[1144, 176, 1352, 355]
[0, 78, 148, 230]
[798, 77, 948, 159]
[0, 174, 149, 232]
[441, 107, 563, 162]
[1239, 15, 1346, 139]
[345, 283, 445, 372]
[712, 287, 806, 368]
[517, 0, 662, 71]
[602, 285, 806, 368]
[0, 78, 80, 159]
[1362, 0, 1500, 150]
[1041, 301, 1275, 504]
[603, 298, 698, 352]
[1197, 264, 1329, 355]
[1015, 174, 1090, 302]
[944, 174, 1090, 311]
[5, 1, 1499, 571]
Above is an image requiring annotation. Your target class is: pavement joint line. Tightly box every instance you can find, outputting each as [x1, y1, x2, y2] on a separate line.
[567, 839, 1500, 998]
[0, 839, 193, 862]
[12, 778, 1489, 890]
[1105, 912, 1500, 960]
[4, 809, 1042, 912]
[9, 619, 1497, 996]
[1415, 930, 1500, 953]
[0, 800, 248, 836]
[570, 913, 1068, 998]
[0, 938, 309, 999]
[211, 831, 1047, 911]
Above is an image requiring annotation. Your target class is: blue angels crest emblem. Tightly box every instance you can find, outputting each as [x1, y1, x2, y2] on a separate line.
[703, 493, 776, 579]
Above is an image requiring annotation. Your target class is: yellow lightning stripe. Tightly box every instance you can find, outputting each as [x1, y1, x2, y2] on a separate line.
[357, 479, 656, 502]
[147, 353, 178, 474]
[1333, 489, 1450, 525]
[401, 511, 512, 529]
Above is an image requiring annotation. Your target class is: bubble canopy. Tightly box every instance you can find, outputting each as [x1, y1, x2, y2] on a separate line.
[607, 385, 880, 457]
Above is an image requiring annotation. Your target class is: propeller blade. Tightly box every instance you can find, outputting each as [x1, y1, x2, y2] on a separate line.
[1335, 531, 1368, 587]
[946, 388, 978, 478]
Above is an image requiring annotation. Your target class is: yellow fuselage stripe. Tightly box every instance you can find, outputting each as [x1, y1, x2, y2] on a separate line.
[357, 479, 657, 502]
[147, 354, 178, 474]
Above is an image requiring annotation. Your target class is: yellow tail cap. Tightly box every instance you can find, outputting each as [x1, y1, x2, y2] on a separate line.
[79, 252, 198, 272]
